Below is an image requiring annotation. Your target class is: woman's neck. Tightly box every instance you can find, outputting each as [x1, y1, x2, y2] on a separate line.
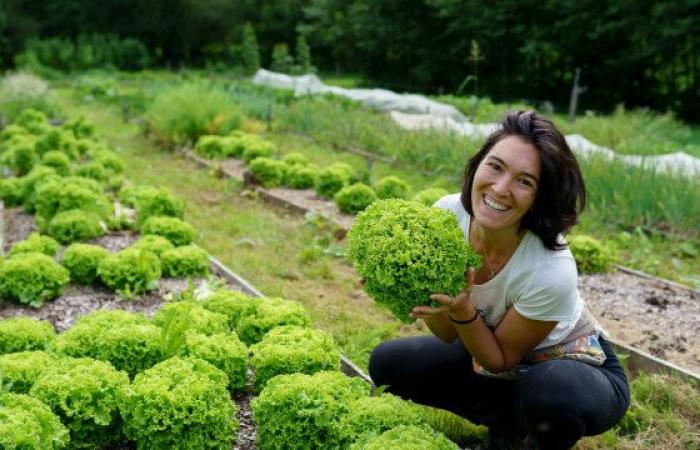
[469, 221, 524, 260]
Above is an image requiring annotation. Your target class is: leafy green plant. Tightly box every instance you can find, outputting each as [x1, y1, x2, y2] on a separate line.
[349, 424, 458, 450]
[129, 234, 175, 258]
[334, 183, 377, 214]
[160, 244, 210, 278]
[0, 351, 57, 394]
[282, 152, 309, 166]
[0, 392, 69, 450]
[154, 301, 230, 336]
[30, 357, 129, 449]
[61, 243, 110, 284]
[97, 248, 161, 296]
[50, 310, 163, 378]
[8, 232, 59, 257]
[40, 150, 71, 176]
[236, 297, 312, 345]
[315, 164, 352, 199]
[145, 81, 242, 145]
[140, 216, 195, 246]
[252, 371, 369, 450]
[0, 134, 38, 175]
[347, 199, 481, 323]
[0, 73, 59, 120]
[119, 356, 238, 450]
[178, 329, 248, 393]
[0, 252, 70, 307]
[250, 326, 340, 392]
[0, 317, 56, 354]
[339, 394, 427, 444]
[15, 165, 57, 210]
[134, 188, 185, 226]
[568, 234, 616, 273]
[47, 209, 105, 244]
[201, 289, 260, 330]
[118, 183, 160, 208]
[284, 163, 318, 188]
[412, 187, 450, 206]
[34, 176, 111, 231]
[249, 157, 287, 187]
[240, 134, 276, 163]
[374, 176, 410, 200]
[34, 128, 79, 159]
[242, 23, 261, 75]
[0, 177, 24, 207]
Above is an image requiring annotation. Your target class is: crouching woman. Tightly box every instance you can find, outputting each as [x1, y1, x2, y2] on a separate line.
[369, 111, 630, 450]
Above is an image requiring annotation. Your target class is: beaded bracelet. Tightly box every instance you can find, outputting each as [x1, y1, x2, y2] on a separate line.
[448, 308, 479, 325]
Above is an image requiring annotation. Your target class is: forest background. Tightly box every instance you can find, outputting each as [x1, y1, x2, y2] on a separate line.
[1, 0, 699, 122]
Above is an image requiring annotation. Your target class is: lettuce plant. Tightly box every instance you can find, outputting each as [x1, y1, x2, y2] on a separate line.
[8, 232, 59, 257]
[411, 187, 449, 206]
[61, 243, 110, 284]
[154, 301, 230, 336]
[0, 252, 70, 307]
[284, 163, 318, 189]
[315, 164, 351, 199]
[50, 309, 163, 377]
[0, 134, 37, 175]
[120, 356, 238, 450]
[251, 371, 369, 450]
[160, 244, 210, 278]
[201, 289, 260, 331]
[133, 188, 185, 226]
[47, 209, 105, 244]
[194, 135, 230, 159]
[349, 425, 458, 450]
[30, 357, 129, 449]
[334, 183, 377, 214]
[346, 199, 481, 323]
[97, 248, 161, 296]
[374, 176, 410, 200]
[250, 326, 340, 392]
[118, 184, 160, 207]
[34, 176, 111, 231]
[240, 134, 275, 163]
[40, 150, 71, 176]
[236, 297, 312, 345]
[0, 350, 58, 393]
[129, 234, 175, 258]
[0, 317, 56, 354]
[248, 157, 287, 187]
[140, 216, 195, 246]
[282, 152, 309, 166]
[568, 234, 616, 273]
[15, 165, 57, 210]
[0, 177, 24, 206]
[179, 329, 248, 393]
[339, 394, 426, 444]
[0, 393, 69, 450]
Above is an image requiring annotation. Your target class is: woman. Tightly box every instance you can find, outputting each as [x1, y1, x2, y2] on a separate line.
[368, 111, 630, 450]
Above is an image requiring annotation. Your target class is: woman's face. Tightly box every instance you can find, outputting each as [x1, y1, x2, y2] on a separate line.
[470, 135, 541, 235]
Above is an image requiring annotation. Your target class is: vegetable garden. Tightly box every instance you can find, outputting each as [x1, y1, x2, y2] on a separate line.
[1, 70, 699, 449]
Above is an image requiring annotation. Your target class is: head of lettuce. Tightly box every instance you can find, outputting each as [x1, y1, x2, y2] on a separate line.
[347, 199, 481, 323]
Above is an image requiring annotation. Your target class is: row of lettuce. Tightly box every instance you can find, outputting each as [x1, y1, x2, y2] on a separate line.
[0, 109, 465, 449]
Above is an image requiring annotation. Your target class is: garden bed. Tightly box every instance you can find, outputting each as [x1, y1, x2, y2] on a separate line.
[181, 152, 700, 379]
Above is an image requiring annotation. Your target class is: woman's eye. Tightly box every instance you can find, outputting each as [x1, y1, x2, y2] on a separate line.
[519, 178, 534, 187]
[487, 162, 500, 171]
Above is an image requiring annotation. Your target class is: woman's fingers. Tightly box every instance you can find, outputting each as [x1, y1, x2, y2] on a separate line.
[410, 305, 448, 319]
[462, 267, 475, 293]
[430, 293, 453, 306]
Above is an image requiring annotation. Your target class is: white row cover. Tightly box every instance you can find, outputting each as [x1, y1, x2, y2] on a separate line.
[252, 69, 700, 178]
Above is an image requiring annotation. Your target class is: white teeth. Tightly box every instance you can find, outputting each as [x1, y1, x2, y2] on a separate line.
[483, 195, 510, 211]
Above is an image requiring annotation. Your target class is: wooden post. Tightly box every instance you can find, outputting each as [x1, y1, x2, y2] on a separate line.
[568, 68, 587, 123]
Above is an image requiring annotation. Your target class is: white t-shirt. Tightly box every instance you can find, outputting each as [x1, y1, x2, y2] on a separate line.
[435, 193, 601, 349]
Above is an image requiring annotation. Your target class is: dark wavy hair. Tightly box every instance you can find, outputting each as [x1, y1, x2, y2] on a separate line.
[461, 110, 586, 250]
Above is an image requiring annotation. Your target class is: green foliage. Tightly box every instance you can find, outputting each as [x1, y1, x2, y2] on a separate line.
[154, 301, 230, 336]
[145, 81, 242, 145]
[334, 183, 377, 214]
[249, 157, 287, 187]
[282, 152, 309, 166]
[15, 165, 57, 211]
[47, 209, 105, 244]
[236, 297, 312, 345]
[140, 216, 196, 246]
[412, 187, 450, 206]
[15, 109, 48, 133]
[250, 326, 340, 392]
[134, 188, 185, 226]
[51, 310, 163, 378]
[61, 243, 110, 284]
[284, 163, 318, 189]
[120, 356, 238, 450]
[34, 128, 79, 159]
[0, 252, 70, 308]
[347, 199, 481, 323]
[129, 234, 175, 258]
[294, 33, 314, 74]
[315, 164, 352, 199]
[340, 394, 428, 445]
[0, 351, 57, 394]
[0, 317, 56, 354]
[0, 392, 69, 450]
[240, 134, 276, 163]
[8, 232, 59, 258]
[201, 289, 260, 330]
[160, 244, 211, 278]
[118, 184, 159, 208]
[242, 23, 261, 75]
[0, 72, 58, 120]
[568, 234, 616, 273]
[30, 357, 128, 449]
[349, 424, 458, 450]
[179, 330, 248, 393]
[252, 371, 369, 450]
[271, 43, 294, 73]
[1, 134, 37, 175]
[40, 150, 71, 176]
[97, 248, 161, 296]
[374, 176, 410, 200]
[194, 135, 232, 159]
[0, 177, 23, 206]
[34, 176, 111, 231]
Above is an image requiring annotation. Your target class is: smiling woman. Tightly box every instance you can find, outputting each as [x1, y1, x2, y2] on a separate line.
[369, 111, 630, 450]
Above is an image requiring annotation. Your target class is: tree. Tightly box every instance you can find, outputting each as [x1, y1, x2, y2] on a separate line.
[242, 23, 260, 75]
[295, 32, 314, 74]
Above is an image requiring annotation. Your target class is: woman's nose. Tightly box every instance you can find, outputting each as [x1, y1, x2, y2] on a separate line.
[492, 176, 511, 195]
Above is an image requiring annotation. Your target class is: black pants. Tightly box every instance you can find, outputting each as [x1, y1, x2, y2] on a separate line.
[369, 335, 630, 450]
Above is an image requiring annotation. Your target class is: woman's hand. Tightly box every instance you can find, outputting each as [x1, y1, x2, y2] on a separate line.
[410, 267, 476, 320]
